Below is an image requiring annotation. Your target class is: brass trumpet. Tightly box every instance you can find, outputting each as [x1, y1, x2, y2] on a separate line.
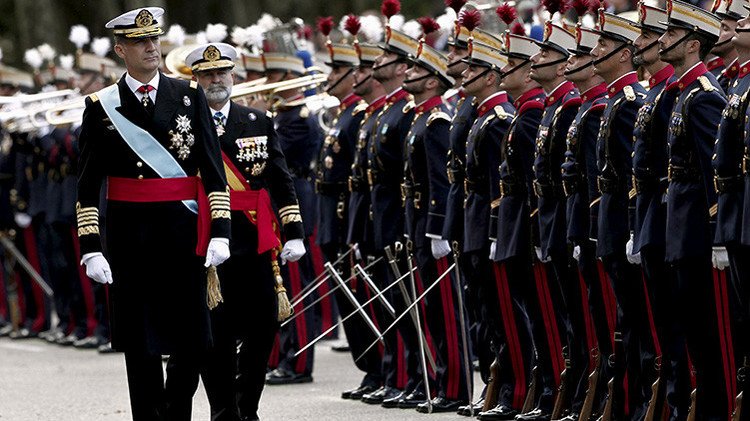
[44, 96, 86, 126]
[230, 73, 328, 100]
[0, 89, 78, 105]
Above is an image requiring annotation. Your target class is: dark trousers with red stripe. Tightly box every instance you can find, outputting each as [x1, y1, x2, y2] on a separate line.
[726, 243, 750, 402]
[414, 247, 470, 401]
[18, 224, 50, 333]
[463, 250, 495, 388]
[666, 254, 735, 421]
[576, 241, 616, 414]
[277, 238, 317, 376]
[601, 252, 652, 419]
[491, 255, 534, 410]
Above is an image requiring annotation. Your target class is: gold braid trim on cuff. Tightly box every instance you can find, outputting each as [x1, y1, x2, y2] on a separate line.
[77, 225, 100, 236]
[211, 210, 231, 220]
[281, 214, 302, 225]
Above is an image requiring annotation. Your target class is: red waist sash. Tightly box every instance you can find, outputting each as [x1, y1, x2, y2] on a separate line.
[230, 189, 281, 254]
[106, 176, 210, 256]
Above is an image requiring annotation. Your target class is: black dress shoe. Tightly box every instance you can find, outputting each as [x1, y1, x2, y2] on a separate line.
[479, 405, 520, 420]
[458, 398, 485, 416]
[381, 391, 407, 408]
[98, 342, 116, 354]
[265, 368, 312, 385]
[515, 408, 552, 421]
[342, 384, 377, 400]
[362, 386, 401, 404]
[416, 397, 469, 413]
[397, 390, 427, 409]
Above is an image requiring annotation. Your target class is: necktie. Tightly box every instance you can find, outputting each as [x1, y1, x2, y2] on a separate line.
[213, 112, 226, 136]
[136, 84, 155, 113]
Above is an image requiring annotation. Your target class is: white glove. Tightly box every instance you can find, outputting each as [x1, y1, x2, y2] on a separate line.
[712, 246, 730, 271]
[535, 246, 552, 263]
[14, 213, 31, 228]
[573, 245, 581, 262]
[81, 252, 113, 284]
[431, 239, 451, 259]
[489, 241, 497, 260]
[626, 233, 641, 265]
[353, 243, 362, 261]
[204, 238, 230, 267]
[281, 238, 306, 264]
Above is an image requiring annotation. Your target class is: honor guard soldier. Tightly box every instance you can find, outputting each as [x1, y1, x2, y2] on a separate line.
[560, 22, 611, 421]
[714, 0, 750, 413]
[590, 9, 649, 419]
[401, 21, 471, 413]
[343, 37, 390, 401]
[361, 9, 421, 406]
[658, 0, 735, 418]
[186, 42, 306, 421]
[513, 19, 579, 421]
[710, 0, 742, 93]
[628, 3, 677, 418]
[76, 8, 232, 420]
[484, 28, 545, 421]
[262, 51, 322, 386]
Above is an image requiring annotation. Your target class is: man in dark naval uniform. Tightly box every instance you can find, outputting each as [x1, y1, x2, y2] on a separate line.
[560, 23, 609, 421]
[590, 9, 648, 419]
[343, 41, 389, 401]
[628, 3, 676, 418]
[658, 1, 734, 418]
[523, 20, 580, 421]
[77, 8, 232, 420]
[361, 25, 420, 407]
[187, 42, 306, 421]
[485, 30, 545, 421]
[262, 52, 322, 386]
[402, 31, 469, 413]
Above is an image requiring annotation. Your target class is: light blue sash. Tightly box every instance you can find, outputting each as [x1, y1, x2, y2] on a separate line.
[97, 84, 198, 213]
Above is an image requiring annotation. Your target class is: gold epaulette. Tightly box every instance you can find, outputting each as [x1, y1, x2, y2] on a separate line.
[353, 102, 368, 116]
[88, 93, 99, 103]
[623, 85, 636, 101]
[494, 105, 512, 120]
[190, 80, 198, 89]
[698, 76, 715, 92]
[403, 101, 416, 114]
[427, 111, 451, 126]
[266, 111, 274, 119]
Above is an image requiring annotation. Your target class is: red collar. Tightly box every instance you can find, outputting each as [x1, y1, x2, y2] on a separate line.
[607, 72, 639, 96]
[366, 95, 387, 114]
[739, 60, 750, 79]
[648, 65, 674, 89]
[386, 88, 409, 104]
[722, 58, 739, 80]
[415, 96, 444, 114]
[667, 62, 709, 92]
[706, 56, 725, 71]
[477, 92, 509, 117]
[340, 93, 362, 110]
[545, 81, 575, 106]
[514, 87, 545, 109]
[580, 83, 607, 103]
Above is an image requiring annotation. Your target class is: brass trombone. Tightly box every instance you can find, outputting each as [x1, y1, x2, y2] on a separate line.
[230, 73, 328, 100]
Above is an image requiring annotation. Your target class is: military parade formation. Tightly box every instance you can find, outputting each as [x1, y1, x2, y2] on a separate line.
[1, 0, 750, 420]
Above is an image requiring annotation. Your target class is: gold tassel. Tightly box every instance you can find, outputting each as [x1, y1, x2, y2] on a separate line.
[206, 265, 223, 310]
[272, 259, 293, 321]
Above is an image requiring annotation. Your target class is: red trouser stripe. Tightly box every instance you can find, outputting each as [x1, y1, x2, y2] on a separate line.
[414, 268, 437, 377]
[397, 333, 407, 389]
[494, 262, 527, 409]
[437, 257, 460, 399]
[15, 272, 26, 324]
[308, 234, 333, 336]
[71, 227, 97, 336]
[288, 260, 309, 374]
[640, 271, 662, 358]
[534, 262, 563, 385]
[713, 269, 737, 420]
[720, 270, 737, 404]
[597, 261, 617, 347]
[22, 227, 46, 332]
[578, 268, 599, 369]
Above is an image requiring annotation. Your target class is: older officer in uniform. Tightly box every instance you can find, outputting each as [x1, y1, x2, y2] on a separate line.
[401, 32, 470, 413]
[484, 30, 545, 421]
[361, 26, 420, 407]
[77, 8, 231, 420]
[560, 23, 609, 421]
[186, 42, 306, 421]
[658, 1, 734, 418]
[343, 41, 389, 401]
[628, 3, 676, 417]
[590, 10, 648, 419]
[263, 52, 322, 386]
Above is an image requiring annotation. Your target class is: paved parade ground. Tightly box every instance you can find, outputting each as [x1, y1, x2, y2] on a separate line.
[0, 336, 482, 420]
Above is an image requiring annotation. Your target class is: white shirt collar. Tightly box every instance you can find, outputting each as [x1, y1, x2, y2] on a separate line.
[477, 91, 507, 109]
[125, 72, 160, 101]
[210, 101, 231, 119]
